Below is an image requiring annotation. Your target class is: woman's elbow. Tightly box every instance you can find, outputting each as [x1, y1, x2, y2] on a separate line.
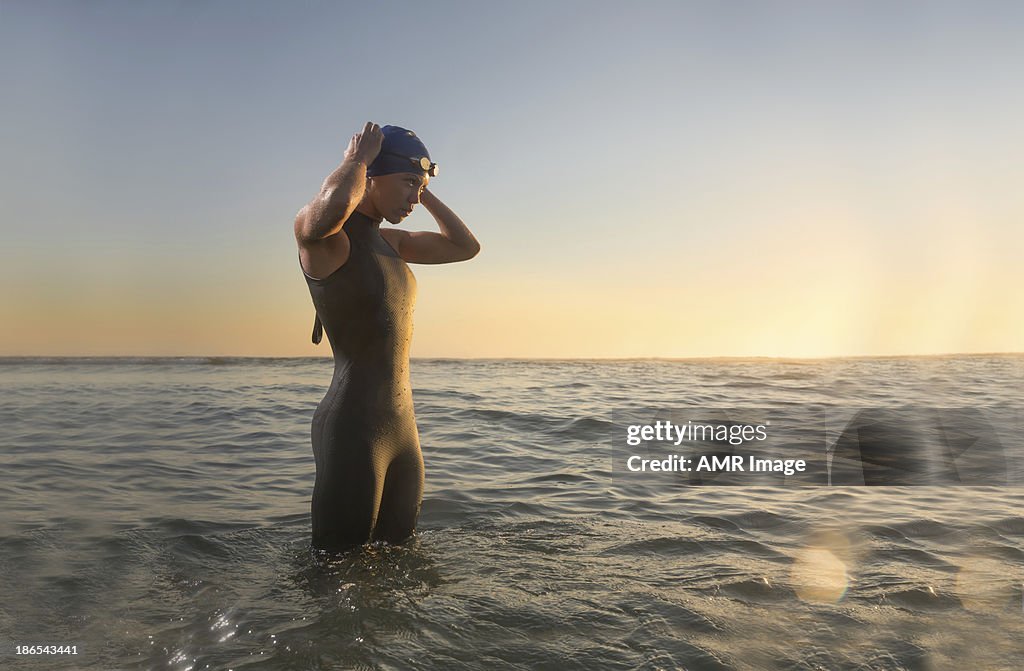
[295, 206, 326, 244]
[293, 209, 309, 241]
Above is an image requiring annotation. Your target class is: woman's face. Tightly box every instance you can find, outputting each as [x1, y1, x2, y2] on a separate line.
[369, 172, 429, 224]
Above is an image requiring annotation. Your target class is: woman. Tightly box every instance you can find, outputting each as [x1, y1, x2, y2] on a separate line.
[294, 122, 480, 550]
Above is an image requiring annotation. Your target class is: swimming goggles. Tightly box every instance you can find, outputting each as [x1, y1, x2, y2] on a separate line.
[381, 152, 439, 176]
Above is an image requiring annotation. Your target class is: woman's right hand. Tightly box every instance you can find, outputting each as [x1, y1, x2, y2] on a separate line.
[344, 121, 384, 165]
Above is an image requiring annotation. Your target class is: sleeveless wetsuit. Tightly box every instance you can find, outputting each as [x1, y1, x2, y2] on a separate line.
[301, 210, 423, 551]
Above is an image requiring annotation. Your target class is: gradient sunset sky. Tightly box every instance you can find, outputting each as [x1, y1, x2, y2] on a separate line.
[2, 1, 1021, 358]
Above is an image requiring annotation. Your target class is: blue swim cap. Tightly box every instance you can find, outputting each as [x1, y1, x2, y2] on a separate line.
[366, 125, 435, 177]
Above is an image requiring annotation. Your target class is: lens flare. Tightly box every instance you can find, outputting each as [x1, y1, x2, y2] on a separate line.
[791, 547, 849, 603]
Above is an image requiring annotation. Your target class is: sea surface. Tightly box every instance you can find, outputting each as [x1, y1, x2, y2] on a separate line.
[1, 355, 1023, 670]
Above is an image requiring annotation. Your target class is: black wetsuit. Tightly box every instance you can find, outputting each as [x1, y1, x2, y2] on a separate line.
[301, 211, 423, 551]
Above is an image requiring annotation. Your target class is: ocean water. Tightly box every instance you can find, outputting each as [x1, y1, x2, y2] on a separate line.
[1, 355, 1023, 670]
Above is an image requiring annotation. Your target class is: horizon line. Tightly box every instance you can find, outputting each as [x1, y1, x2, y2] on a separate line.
[1, 351, 1021, 363]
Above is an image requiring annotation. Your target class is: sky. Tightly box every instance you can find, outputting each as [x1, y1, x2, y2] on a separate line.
[1, 0, 1021, 358]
